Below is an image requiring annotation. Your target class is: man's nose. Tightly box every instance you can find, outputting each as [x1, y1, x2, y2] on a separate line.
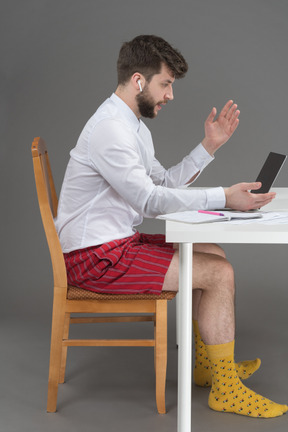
[166, 85, 174, 101]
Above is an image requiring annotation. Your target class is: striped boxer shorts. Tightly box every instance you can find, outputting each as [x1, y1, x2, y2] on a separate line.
[64, 232, 175, 295]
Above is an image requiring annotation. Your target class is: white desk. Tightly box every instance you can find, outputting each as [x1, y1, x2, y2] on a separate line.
[165, 188, 288, 432]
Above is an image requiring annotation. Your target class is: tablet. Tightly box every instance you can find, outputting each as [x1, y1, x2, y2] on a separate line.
[251, 152, 287, 194]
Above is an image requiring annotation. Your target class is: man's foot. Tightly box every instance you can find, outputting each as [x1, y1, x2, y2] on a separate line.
[194, 357, 261, 387]
[209, 369, 287, 418]
[206, 343, 287, 418]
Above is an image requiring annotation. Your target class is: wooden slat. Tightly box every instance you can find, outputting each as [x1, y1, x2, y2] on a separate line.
[70, 316, 155, 324]
[66, 300, 156, 313]
[62, 339, 155, 347]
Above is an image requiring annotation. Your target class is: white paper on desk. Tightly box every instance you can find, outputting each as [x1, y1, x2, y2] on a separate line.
[157, 211, 263, 224]
[226, 211, 288, 224]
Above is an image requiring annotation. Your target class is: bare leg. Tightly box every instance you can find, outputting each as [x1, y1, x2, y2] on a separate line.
[192, 244, 226, 321]
[171, 244, 260, 385]
[173, 243, 227, 321]
[162, 246, 235, 345]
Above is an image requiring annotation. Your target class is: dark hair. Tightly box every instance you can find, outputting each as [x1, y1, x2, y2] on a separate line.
[117, 35, 188, 85]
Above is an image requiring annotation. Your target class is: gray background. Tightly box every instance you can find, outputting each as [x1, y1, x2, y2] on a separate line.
[1, 0, 288, 431]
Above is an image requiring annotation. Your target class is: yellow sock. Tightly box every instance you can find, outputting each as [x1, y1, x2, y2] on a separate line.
[206, 341, 288, 418]
[193, 320, 261, 387]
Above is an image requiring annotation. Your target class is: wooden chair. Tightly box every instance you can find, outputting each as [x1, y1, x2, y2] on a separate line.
[31, 137, 176, 414]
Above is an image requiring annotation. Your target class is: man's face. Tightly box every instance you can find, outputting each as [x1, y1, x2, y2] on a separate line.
[136, 63, 175, 119]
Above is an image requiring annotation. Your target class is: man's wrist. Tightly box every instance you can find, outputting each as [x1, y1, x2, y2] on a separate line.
[201, 137, 216, 156]
[224, 188, 229, 207]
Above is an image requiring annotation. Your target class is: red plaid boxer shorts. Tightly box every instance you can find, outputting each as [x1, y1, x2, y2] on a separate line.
[64, 232, 175, 295]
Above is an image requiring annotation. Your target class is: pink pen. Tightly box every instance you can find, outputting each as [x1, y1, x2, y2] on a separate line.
[198, 210, 225, 216]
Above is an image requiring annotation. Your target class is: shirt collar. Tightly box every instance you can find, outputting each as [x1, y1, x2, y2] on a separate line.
[110, 93, 141, 133]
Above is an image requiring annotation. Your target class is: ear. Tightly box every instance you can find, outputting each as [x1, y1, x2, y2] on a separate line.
[131, 73, 145, 92]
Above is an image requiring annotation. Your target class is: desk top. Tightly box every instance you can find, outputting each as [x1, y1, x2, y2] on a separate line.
[166, 188, 288, 244]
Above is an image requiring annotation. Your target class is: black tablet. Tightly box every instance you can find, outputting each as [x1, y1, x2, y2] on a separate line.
[251, 152, 287, 194]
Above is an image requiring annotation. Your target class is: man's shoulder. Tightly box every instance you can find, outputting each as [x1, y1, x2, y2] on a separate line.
[92, 96, 119, 123]
[90, 97, 126, 126]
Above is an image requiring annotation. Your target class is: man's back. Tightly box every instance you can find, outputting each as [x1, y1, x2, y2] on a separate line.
[55, 93, 156, 252]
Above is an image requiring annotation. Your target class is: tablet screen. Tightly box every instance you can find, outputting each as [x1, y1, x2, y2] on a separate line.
[251, 152, 287, 194]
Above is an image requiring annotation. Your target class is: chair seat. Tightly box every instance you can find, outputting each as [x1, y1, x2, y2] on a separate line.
[67, 285, 177, 301]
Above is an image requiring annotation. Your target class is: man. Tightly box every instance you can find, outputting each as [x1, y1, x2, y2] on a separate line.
[55, 35, 287, 417]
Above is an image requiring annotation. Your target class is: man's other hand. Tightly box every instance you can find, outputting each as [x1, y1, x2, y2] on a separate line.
[225, 182, 276, 211]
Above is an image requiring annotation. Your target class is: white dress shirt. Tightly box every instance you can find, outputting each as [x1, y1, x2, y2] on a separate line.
[55, 93, 226, 252]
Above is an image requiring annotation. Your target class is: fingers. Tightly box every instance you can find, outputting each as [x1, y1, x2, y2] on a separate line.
[253, 192, 276, 202]
[205, 100, 240, 130]
[229, 107, 240, 125]
[220, 100, 240, 124]
[240, 182, 276, 197]
[249, 187, 276, 210]
[225, 104, 237, 121]
[241, 182, 262, 191]
[205, 107, 217, 124]
[220, 100, 234, 118]
[249, 195, 275, 210]
[230, 116, 240, 134]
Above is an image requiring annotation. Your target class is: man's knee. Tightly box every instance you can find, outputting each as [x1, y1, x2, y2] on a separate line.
[213, 244, 226, 258]
[194, 243, 226, 258]
[163, 249, 233, 294]
[193, 252, 234, 292]
[215, 258, 235, 293]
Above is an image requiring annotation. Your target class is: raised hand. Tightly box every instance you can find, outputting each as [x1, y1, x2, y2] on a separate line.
[202, 100, 240, 155]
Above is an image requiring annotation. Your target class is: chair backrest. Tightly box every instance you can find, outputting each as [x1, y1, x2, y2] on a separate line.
[31, 137, 67, 289]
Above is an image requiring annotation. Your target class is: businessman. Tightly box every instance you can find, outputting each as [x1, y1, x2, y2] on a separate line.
[55, 35, 287, 417]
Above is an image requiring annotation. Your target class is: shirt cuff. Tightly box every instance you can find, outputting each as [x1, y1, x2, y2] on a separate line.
[189, 143, 214, 170]
[205, 187, 226, 209]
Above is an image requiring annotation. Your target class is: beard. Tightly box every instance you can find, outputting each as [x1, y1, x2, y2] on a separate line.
[136, 86, 163, 119]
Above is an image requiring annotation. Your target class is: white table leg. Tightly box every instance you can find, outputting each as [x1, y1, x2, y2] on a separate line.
[178, 243, 193, 432]
[176, 292, 180, 347]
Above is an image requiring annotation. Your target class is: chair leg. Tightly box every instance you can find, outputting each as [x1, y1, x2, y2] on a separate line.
[154, 317, 156, 372]
[155, 299, 167, 414]
[59, 313, 70, 384]
[47, 294, 66, 413]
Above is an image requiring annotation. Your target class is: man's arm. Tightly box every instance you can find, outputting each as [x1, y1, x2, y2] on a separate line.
[89, 120, 225, 216]
[151, 101, 239, 187]
[151, 144, 214, 188]
[183, 100, 239, 184]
